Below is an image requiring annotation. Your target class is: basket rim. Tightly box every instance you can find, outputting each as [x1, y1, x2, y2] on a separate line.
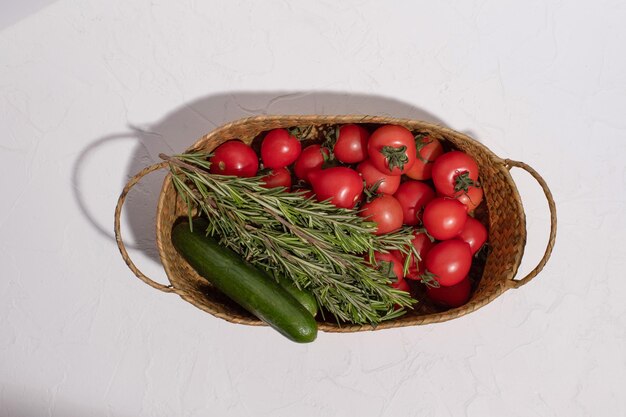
[155, 114, 527, 332]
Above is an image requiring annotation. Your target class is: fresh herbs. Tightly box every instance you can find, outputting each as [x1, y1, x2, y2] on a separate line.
[162, 152, 419, 325]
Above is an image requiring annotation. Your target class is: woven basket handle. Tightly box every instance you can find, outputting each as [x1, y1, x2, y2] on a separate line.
[114, 162, 186, 296]
[505, 159, 557, 289]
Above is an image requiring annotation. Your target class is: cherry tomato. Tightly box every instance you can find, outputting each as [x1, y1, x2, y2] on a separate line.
[425, 240, 472, 287]
[455, 185, 484, 213]
[457, 216, 487, 255]
[367, 125, 417, 176]
[356, 159, 401, 195]
[334, 124, 369, 164]
[261, 167, 292, 191]
[393, 232, 435, 280]
[393, 181, 436, 226]
[422, 198, 467, 240]
[359, 195, 403, 235]
[368, 251, 405, 282]
[427, 277, 471, 307]
[294, 144, 329, 182]
[405, 136, 444, 180]
[308, 167, 363, 209]
[209, 140, 259, 177]
[261, 129, 301, 169]
[365, 252, 411, 292]
[432, 151, 479, 197]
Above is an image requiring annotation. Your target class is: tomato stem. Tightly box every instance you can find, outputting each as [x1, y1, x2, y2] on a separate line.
[454, 171, 475, 193]
[287, 125, 314, 141]
[320, 148, 340, 169]
[362, 179, 383, 203]
[414, 133, 434, 164]
[381, 145, 409, 171]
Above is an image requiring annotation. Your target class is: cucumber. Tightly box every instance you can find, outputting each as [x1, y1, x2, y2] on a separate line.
[277, 278, 318, 317]
[171, 219, 318, 343]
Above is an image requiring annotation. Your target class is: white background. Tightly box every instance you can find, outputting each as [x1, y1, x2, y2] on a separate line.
[1, 1, 625, 416]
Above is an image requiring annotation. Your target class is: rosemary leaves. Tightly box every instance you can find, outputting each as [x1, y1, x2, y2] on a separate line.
[163, 152, 419, 325]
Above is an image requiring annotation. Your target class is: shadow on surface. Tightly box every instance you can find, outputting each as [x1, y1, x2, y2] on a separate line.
[73, 91, 448, 263]
[0, 0, 62, 30]
[0, 384, 133, 417]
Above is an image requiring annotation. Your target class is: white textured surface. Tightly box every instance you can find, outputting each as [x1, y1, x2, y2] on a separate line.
[1, 1, 625, 416]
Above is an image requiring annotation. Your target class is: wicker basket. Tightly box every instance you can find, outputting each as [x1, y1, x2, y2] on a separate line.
[114, 115, 557, 332]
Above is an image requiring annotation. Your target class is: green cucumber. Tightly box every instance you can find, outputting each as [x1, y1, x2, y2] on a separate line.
[277, 278, 318, 317]
[171, 219, 318, 343]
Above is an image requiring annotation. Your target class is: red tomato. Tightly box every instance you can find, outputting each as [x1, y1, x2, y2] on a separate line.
[368, 251, 405, 282]
[422, 198, 467, 240]
[359, 195, 403, 235]
[261, 167, 292, 190]
[427, 277, 471, 307]
[356, 159, 401, 195]
[393, 181, 436, 226]
[457, 216, 488, 255]
[425, 240, 472, 286]
[432, 151, 479, 197]
[294, 144, 329, 182]
[405, 136, 444, 180]
[367, 125, 417, 176]
[456, 186, 484, 213]
[334, 124, 369, 164]
[209, 140, 259, 177]
[393, 277, 410, 292]
[261, 129, 302, 169]
[308, 167, 363, 209]
[395, 232, 435, 280]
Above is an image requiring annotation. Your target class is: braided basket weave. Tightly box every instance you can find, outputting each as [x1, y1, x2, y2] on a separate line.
[115, 115, 557, 332]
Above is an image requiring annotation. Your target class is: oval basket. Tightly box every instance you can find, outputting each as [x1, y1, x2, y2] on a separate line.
[115, 115, 557, 333]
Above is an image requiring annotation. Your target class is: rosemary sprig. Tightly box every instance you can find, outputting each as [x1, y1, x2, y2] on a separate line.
[162, 152, 419, 325]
